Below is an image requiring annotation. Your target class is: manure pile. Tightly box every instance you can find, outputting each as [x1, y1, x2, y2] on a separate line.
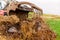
[0, 15, 56, 40]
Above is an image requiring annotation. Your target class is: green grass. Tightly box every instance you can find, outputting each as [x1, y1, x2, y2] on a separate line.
[45, 18, 60, 40]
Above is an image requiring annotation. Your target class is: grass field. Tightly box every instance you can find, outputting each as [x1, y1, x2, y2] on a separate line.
[44, 15, 60, 40]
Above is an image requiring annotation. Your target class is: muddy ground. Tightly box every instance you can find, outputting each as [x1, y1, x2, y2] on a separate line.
[0, 15, 56, 40]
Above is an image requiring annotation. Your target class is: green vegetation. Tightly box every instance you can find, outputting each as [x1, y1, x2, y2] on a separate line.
[45, 18, 60, 40]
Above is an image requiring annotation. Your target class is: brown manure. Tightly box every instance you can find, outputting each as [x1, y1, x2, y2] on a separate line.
[0, 15, 56, 40]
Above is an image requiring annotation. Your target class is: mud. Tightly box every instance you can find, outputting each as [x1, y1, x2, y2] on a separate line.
[0, 15, 56, 40]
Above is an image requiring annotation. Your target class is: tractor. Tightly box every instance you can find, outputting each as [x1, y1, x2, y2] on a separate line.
[3, 1, 43, 20]
[0, 1, 56, 40]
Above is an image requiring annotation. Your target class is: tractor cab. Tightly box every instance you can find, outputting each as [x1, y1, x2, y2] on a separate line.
[4, 2, 43, 20]
[9, 4, 33, 20]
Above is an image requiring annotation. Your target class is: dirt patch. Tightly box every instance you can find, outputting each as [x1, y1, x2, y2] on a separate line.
[0, 15, 56, 40]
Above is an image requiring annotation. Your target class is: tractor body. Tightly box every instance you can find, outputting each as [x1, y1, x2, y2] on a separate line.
[3, 1, 43, 20]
